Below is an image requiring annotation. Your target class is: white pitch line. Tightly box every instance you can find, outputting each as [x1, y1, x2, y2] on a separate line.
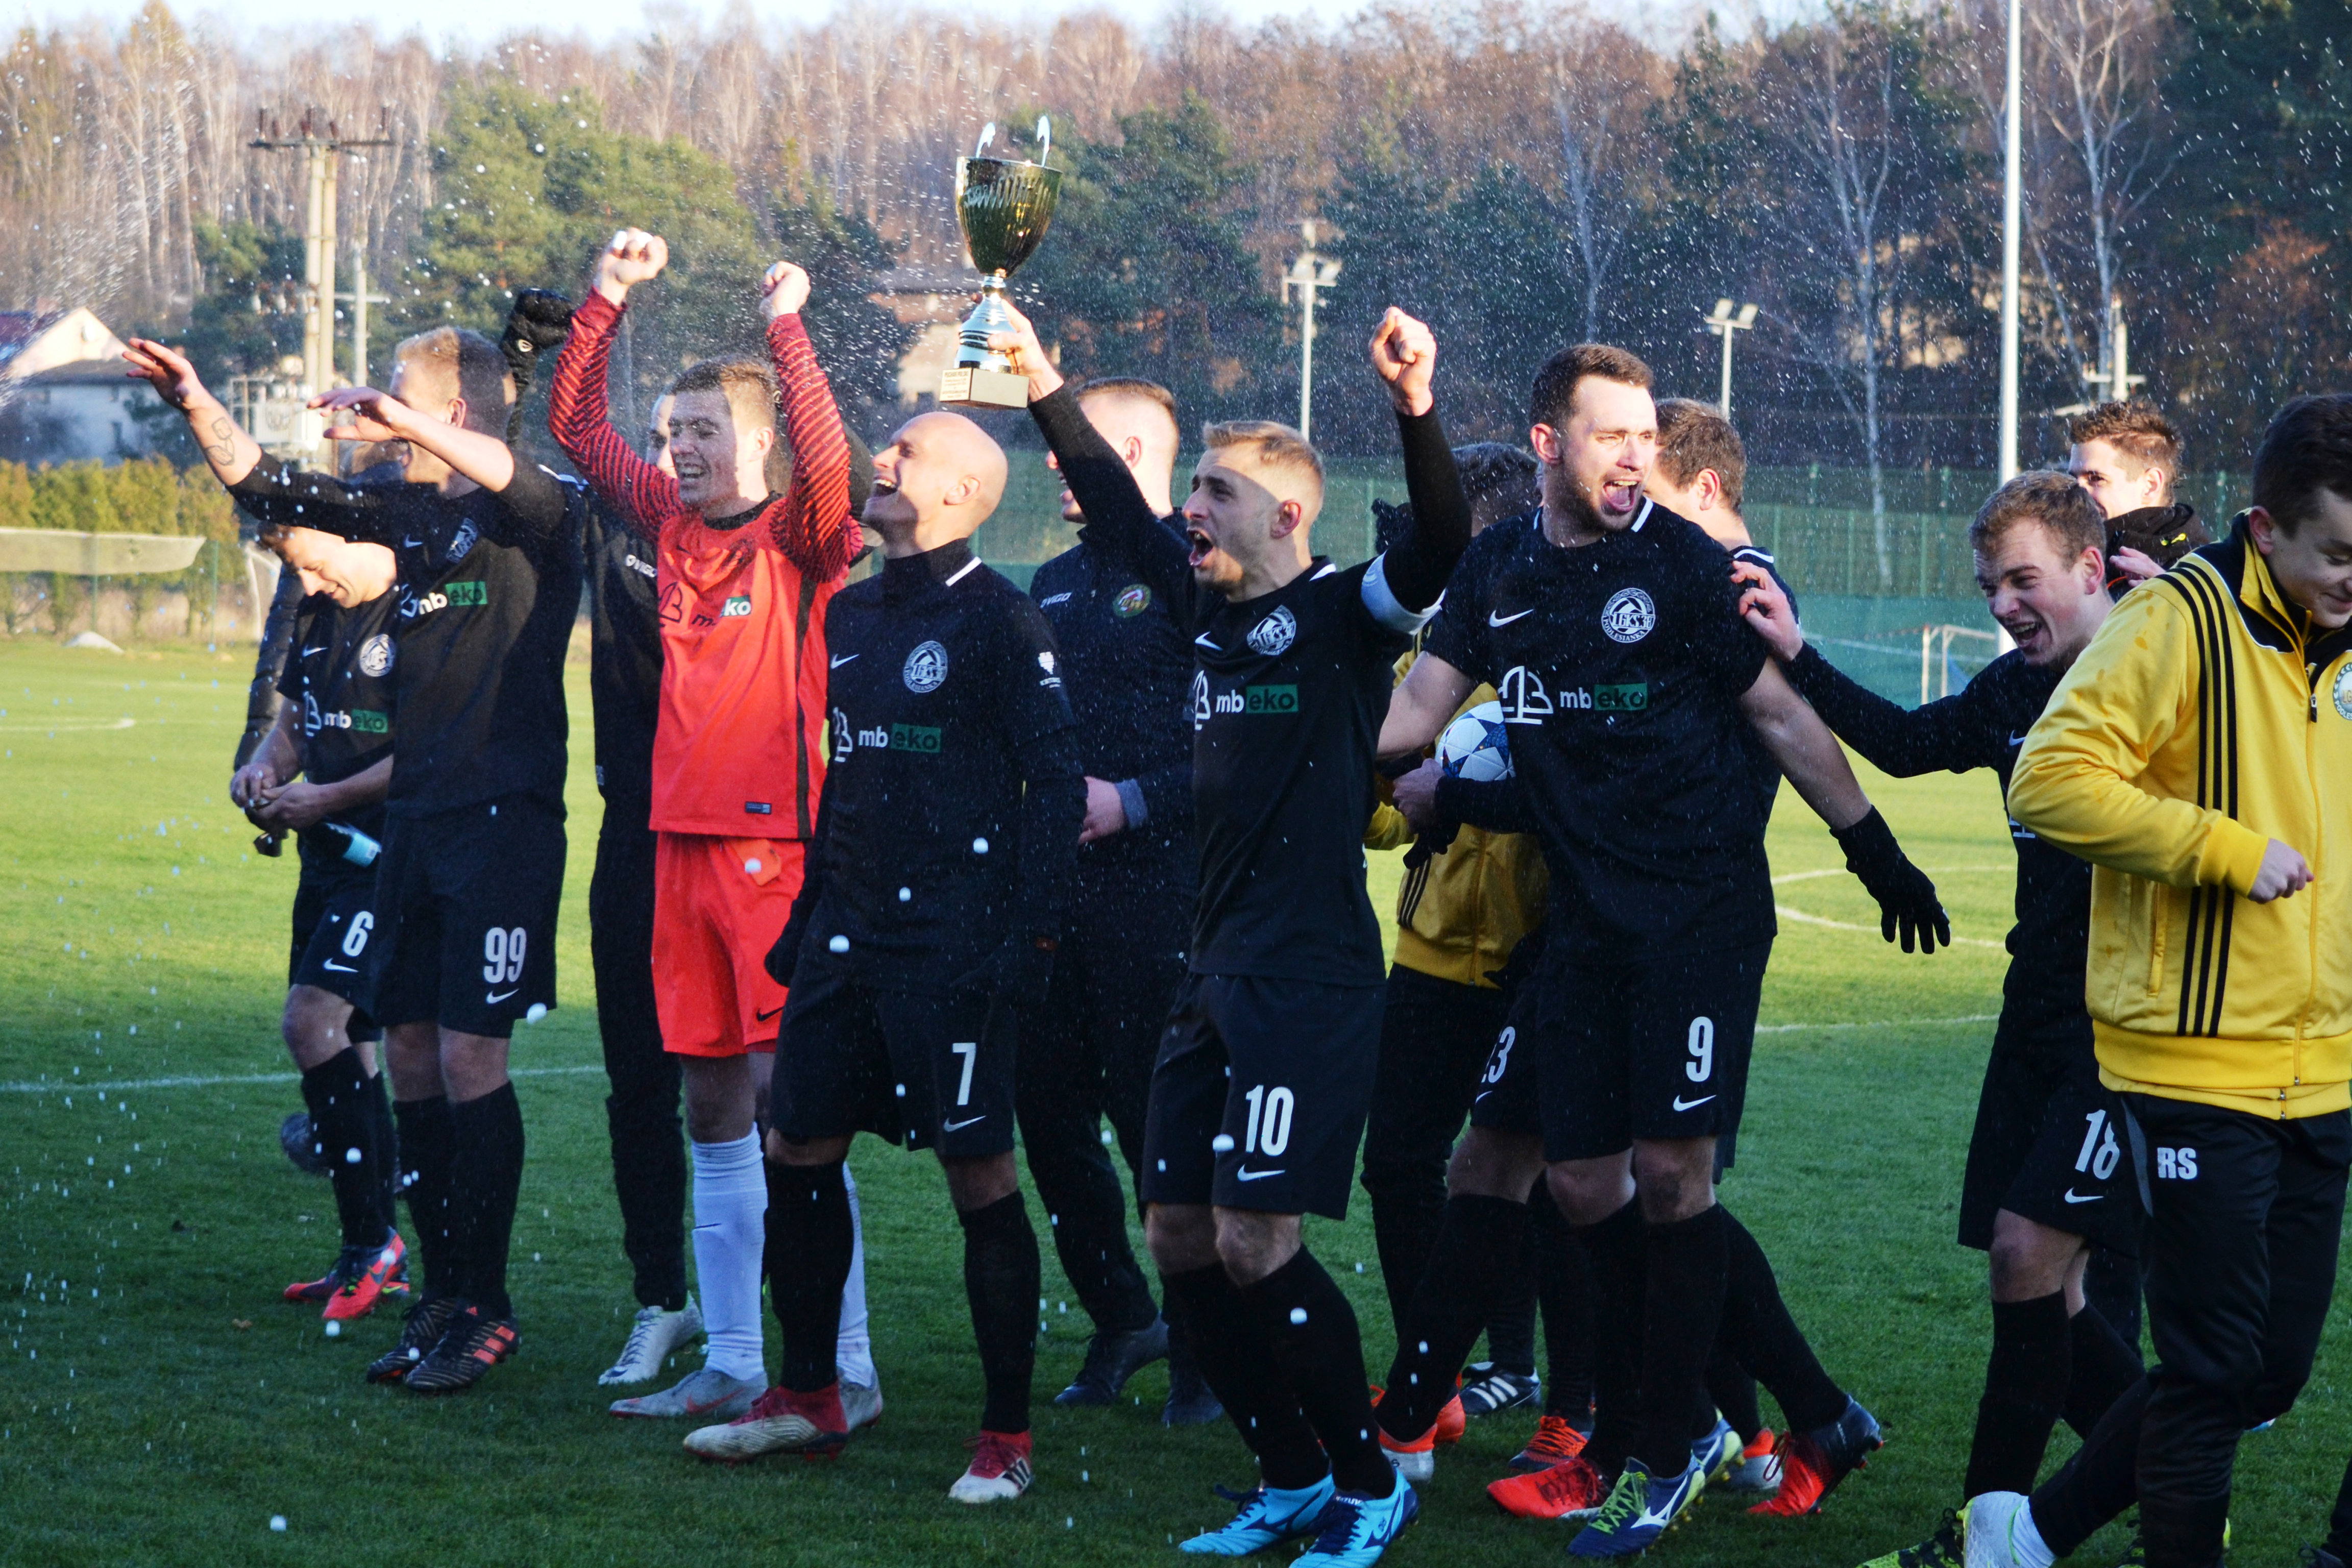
[1, 1063, 606, 1095]
[1775, 902, 2007, 949]
[0, 715, 135, 733]
[1757, 1014, 1998, 1035]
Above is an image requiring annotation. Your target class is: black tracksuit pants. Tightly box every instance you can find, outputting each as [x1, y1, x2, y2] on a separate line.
[1360, 964, 1539, 1373]
[1015, 864, 1189, 1335]
[2033, 1095, 2349, 1567]
[588, 799, 688, 1312]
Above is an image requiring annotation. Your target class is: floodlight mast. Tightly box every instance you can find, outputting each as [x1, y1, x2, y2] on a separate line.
[1703, 299, 1758, 419]
[1283, 222, 1343, 441]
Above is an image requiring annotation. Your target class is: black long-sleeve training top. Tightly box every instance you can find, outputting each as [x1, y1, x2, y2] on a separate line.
[1780, 643, 2088, 1031]
[572, 485, 663, 808]
[229, 458, 579, 818]
[1031, 385, 1471, 986]
[783, 538, 1086, 993]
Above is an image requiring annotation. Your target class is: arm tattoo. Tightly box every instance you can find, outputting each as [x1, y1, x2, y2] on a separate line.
[202, 415, 235, 467]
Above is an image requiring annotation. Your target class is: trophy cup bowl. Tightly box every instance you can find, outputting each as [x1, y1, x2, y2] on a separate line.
[939, 153, 1063, 410]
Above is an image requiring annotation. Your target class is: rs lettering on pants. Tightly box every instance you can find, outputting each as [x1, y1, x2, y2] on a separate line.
[2154, 1145, 2199, 1180]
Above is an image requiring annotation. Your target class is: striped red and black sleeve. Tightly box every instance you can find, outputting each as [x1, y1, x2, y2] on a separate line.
[763, 313, 856, 580]
[546, 291, 676, 542]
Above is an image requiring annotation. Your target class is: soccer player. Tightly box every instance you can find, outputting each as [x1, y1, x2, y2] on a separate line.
[685, 405, 1081, 1508]
[1732, 472, 2147, 1568]
[1355, 444, 1560, 1428]
[1370, 343, 1943, 1556]
[1020, 374, 1215, 1422]
[997, 299, 1468, 1566]
[128, 323, 578, 1394]
[2065, 401, 2209, 592]
[232, 523, 407, 1322]
[544, 231, 874, 1423]
[1970, 396, 2352, 1568]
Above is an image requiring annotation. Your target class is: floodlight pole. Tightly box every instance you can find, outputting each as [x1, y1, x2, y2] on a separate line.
[252, 108, 395, 460]
[1703, 299, 1758, 419]
[1283, 221, 1342, 441]
[1999, 0, 2022, 480]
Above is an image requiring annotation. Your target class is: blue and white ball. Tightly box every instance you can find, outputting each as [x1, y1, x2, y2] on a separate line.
[1436, 700, 1513, 781]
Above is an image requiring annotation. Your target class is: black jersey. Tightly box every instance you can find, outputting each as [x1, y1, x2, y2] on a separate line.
[1422, 501, 1774, 954]
[275, 589, 398, 844]
[1782, 644, 2088, 1028]
[1031, 526, 1195, 879]
[230, 459, 578, 818]
[795, 540, 1084, 992]
[573, 484, 662, 805]
[1027, 386, 1469, 987]
[1729, 544, 1795, 822]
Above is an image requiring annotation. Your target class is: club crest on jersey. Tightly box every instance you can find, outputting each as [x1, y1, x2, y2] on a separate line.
[1600, 587, 1656, 644]
[1038, 650, 1062, 689]
[447, 520, 480, 563]
[357, 633, 394, 677]
[1246, 605, 1298, 656]
[2334, 662, 2352, 721]
[1113, 583, 1153, 618]
[903, 640, 950, 693]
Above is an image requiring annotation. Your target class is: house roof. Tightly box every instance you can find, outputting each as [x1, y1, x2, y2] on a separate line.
[0, 308, 129, 380]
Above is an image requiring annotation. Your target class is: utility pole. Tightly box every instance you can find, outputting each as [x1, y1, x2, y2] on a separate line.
[251, 108, 393, 462]
[1281, 220, 1342, 441]
[1999, 0, 2022, 480]
[2081, 292, 2145, 404]
[337, 214, 392, 392]
[1702, 299, 1758, 419]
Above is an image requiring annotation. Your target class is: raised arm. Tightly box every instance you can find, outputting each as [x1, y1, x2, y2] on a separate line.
[1367, 308, 1469, 617]
[760, 262, 858, 579]
[545, 230, 680, 535]
[124, 338, 264, 488]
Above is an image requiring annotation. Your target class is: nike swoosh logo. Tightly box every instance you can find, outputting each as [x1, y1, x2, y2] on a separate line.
[1194, 634, 1222, 651]
[942, 1116, 987, 1132]
[1671, 1094, 1717, 1112]
[1488, 607, 1536, 627]
[1234, 1166, 1285, 1182]
[486, 988, 518, 1003]
[2008, 732, 2030, 746]
[2063, 1189, 2102, 1204]
[754, 1005, 783, 1022]
[322, 960, 358, 973]
[402, 537, 423, 548]
[300, 646, 328, 657]
[829, 653, 859, 668]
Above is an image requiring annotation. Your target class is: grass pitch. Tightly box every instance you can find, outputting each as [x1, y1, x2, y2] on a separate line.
[4, 638, 2348, 1567]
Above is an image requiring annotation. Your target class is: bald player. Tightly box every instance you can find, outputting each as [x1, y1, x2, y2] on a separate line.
[686, 409, 1085, 1509]
[1020, 377, 1217, 1423]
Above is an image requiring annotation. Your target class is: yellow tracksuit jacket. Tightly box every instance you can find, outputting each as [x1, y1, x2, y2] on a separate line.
[2009, 526, 2352, 1117]
[1364, 669, 1550, 989]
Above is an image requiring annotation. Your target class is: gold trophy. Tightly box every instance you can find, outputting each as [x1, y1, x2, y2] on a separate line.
[939, 118, 1062, 410]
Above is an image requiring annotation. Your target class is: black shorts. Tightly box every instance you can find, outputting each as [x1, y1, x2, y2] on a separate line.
[366, 795, 565, 1036]
[773, 966, 1019, 1158]
[1469, 941, 1769, 1164]
[288, 863, 382, 1044]
[1140, 974, 1384, 1221]
[1958, 1010, 2141, 1256]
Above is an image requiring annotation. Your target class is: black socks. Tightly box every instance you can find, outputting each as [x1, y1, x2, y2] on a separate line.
[957, 1191, 1040, 1435]
[1241, 1249, 1393, 1498]
[1966, 1291, 2071, 1498]
[1719, 1203, 1848, 1434]
[1533, 1185, 1596, 1423]
[364, 1066, 398, 1241]
[1162, 1262, 1324, 1489]
[300, 1049, 385, 1250]
[393, 1095, 455, 1298]
[1634, 1205, 1729, 1469]
[1706, 1348, 1763, 1443]
[2064, 1301, 2143, 1437]
[767, 1158, 853, 1392]
[1377, 1194, 1530, 1440]
[448, 1083, 525, 1318]
[1574, 1197, 1648, 1476]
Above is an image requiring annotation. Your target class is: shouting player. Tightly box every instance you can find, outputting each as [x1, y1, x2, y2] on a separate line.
[1000, 298, 1468, 1566]
[1371, 343, 1943, 1555]
[233, 525, 407, 1323]
[690, 406, 1081, 1508]
[130, 325, 578, 1393]
[546, 231, 874, 1422]
[1971, 398, 2352, 1568]
[1734, 473, 2145, 1568]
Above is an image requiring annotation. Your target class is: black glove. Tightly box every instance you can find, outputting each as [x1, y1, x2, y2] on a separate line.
[951, 933, 1059, 1011]
[500, 288, 576, 390]
[1402, 820, 1460, 871]
[1832, 806, 1950, 954]
[1482, 917, 1549, 994]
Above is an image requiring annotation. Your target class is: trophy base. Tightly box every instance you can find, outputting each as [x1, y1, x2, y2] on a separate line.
[938, 365, 1031, 411]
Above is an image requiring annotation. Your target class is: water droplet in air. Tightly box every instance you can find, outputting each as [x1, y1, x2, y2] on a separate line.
[828, 935, 849, 953]
[1288, 1308, 1307, 1325]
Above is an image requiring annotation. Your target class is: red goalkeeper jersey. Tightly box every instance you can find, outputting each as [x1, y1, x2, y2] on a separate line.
[549, 290, 857, 838]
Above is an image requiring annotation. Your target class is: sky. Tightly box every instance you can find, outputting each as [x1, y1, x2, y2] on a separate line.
[20, 0, 1448, 45]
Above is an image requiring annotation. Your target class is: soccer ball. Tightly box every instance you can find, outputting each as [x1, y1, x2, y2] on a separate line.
[1437, 700, 1513, 781]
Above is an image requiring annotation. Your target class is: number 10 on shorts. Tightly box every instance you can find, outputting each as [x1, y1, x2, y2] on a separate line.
[1241, 1084, 1294, 1157]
